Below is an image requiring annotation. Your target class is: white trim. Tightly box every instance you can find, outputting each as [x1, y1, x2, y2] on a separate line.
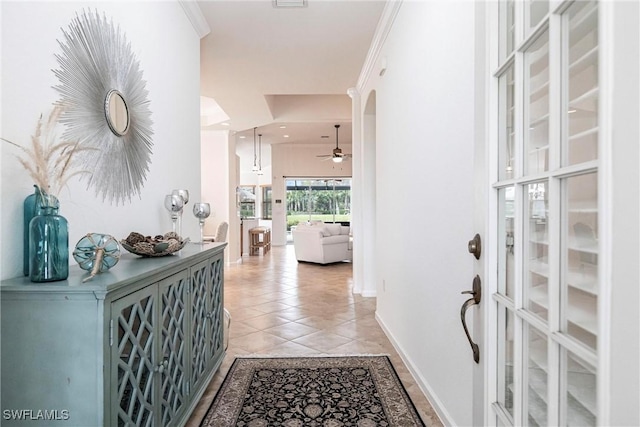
[484, 2, 500, 425]
[512, 28, 525, 425]
[493, 54, 516, 78]
[597, 1, 613, 424]
[375, 312, 450, 425]
[275, 142, 351, 150]
[356, 0, 402, 91]
[178, 1, 211, 39]
[517, 18, 550, 53]
[361, 290, 377, 298]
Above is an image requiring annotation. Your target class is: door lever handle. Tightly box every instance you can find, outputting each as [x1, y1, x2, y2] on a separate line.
[460, 275, 481, 363]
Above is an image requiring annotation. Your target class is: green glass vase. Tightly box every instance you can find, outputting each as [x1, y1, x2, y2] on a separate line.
[23, 185, 39, 276]
[29, 192, 68, 282]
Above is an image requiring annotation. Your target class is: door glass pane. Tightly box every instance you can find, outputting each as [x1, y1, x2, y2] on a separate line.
[526, 325, 548, 426]
[493, 1, 600, 424]
[528, 0, 548, 31]
[562, 349, 596, 426]
[524, 181, 549, 320]
[562, 173, 598, 350]
[498, 187, 515, 299]
[525, 31, 550, 175]
[498, 307, 515, 418]
[565, 0, 599, 166]
[499, 66, 516, 180]
[500, 0, 515, 60]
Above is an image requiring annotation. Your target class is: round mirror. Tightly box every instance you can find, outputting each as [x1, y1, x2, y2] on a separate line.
[104, 90, 130, 136]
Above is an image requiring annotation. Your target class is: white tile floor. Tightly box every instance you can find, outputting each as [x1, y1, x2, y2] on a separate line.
[186, 244, 443, 426]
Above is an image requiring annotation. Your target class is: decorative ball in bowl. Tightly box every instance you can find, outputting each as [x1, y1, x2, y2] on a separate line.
[121, 232, 189, 257]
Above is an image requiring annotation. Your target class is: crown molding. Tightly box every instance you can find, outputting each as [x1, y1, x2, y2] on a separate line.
[356, 0, 403, 91]
[273, 142, 348, 149]
[178, 1, 211, 39]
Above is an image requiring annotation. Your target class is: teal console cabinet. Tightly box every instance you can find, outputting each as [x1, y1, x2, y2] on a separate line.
[1, 243, 226, 426]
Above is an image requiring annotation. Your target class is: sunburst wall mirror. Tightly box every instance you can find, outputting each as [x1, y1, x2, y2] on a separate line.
[53, 9, 153, 205]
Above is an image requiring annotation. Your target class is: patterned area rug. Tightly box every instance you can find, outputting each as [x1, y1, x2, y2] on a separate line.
[200, 356, 425, 427]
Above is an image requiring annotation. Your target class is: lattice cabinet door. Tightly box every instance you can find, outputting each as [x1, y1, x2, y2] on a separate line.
[207, 256, 225, 365]
[111, 284, 157, 427]
[110, 269, 189, 427]
[158, 269, 189, 426]
[190, 253, 225, 394]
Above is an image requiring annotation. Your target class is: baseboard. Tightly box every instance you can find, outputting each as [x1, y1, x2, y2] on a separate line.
[361, 290, 377, 298]
[375, 312, 454, 426]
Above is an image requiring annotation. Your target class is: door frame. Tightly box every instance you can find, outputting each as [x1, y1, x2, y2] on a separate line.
[473, 0, 495, 425]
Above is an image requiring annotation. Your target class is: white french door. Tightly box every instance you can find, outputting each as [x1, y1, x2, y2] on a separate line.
[489, 1, 600, 425]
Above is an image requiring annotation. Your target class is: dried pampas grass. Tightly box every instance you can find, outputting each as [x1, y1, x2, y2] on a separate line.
[2, 105, 90, 196]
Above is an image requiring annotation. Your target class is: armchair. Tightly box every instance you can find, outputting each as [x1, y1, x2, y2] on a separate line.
[292, 222, 351, 264]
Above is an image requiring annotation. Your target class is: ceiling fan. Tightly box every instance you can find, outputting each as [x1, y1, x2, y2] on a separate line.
[317, 124, 352, 163]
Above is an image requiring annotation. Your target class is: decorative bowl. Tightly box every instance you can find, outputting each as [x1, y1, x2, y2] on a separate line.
[120, 232, 189, 257]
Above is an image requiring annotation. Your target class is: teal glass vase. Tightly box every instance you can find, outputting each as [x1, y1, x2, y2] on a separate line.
[29, 193, 68, 282]
[23, 185, 39, 276]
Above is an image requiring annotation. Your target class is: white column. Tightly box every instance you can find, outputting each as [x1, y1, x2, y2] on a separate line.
[361, 91, 377, 298]
[348, 87, 364, 295]
[227, 133, 242, 263]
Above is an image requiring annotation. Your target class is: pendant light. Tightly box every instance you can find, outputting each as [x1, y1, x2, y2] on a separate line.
[332, 124, 343, 163]
[257, 133, 264, 175]
[252, 127, 259, 172]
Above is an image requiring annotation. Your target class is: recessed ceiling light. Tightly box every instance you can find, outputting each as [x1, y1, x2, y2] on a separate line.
[283, 135, 289, 138]
[279, 125, 287, 129]
[221, 122, 230, 126]
[239, 135, 246, 139]
[273, 0, 307, 8]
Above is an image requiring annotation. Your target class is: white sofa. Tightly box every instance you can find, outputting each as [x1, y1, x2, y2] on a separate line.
[292, 222, 352, 264]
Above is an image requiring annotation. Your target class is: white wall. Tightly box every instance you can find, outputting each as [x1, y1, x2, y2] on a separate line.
[356, 1, 477, 425]
[201, 129, 231, 260]
[1, 2, 202, 279]
[270, 143, 353, 246]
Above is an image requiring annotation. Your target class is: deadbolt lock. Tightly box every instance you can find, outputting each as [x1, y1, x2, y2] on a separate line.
[468, 234, 481, 260]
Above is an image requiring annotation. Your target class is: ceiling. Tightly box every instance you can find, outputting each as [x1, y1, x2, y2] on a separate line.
[197, 0, 385, 147]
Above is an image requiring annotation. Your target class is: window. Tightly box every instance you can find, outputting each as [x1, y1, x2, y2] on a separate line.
[238, 186, 256, 218]
[285, 178, 351, 230]
[261, 186, 272, 220]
